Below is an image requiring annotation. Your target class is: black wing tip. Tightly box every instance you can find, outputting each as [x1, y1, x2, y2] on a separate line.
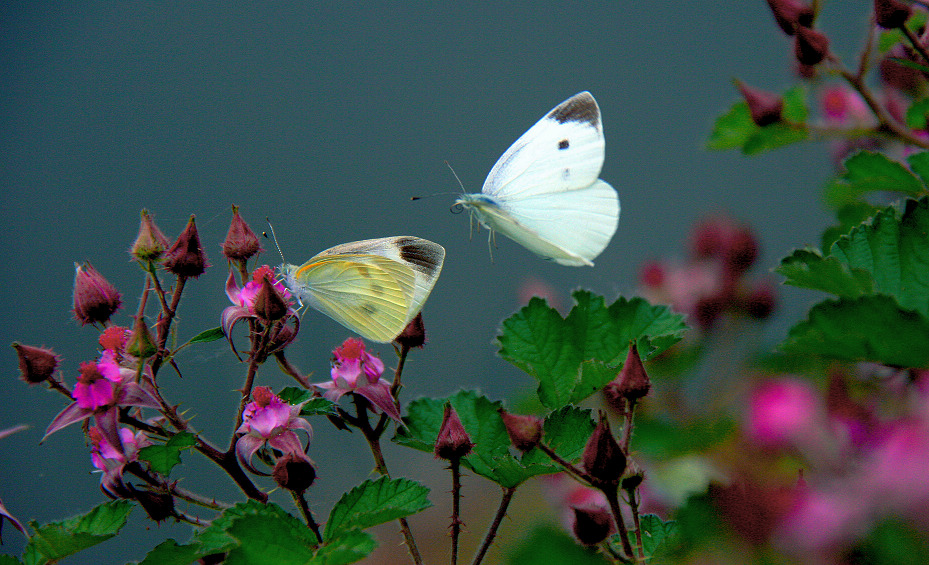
[548, 92, 600, 128]
[394, 237, 445, 274]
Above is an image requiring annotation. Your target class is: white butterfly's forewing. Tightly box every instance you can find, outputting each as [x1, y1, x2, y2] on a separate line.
[284, 237, 445, 342]
[482, 91, 605, 200]
[457, 91, 619, 266]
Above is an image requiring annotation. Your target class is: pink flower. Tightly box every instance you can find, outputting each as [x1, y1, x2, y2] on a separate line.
[820, 85, 871, 126]
[89, 425, 150, 497]
[746, 379, 822, 449]
[314, 338, 401, 421]
[221, 267, 299, 358]
[227, 265, 291, 314]
[234, 386, 313, 474]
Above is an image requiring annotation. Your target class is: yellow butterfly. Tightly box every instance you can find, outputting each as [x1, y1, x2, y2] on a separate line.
[281, 236, 445, 343]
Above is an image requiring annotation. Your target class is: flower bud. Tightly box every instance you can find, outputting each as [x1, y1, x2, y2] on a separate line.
[794, 26, 830, 66]
[394, 313, 426, 349]
[572, 506, 612, 545]
[163, 216, 209, 278]
[610, 342, 651, 402]
[99, 326, 130, 353]
[742, 283, 777, 320]
[132, 487, 175, 522]
[875, 0, 911, 29]
[724, 225, 759, 275]
[434, 404, 474, 460]
[736, 81, 783, 127]
[12, 343, 59, 384]
[499, 409, 543, 452]
[253, 276, 289, 321]
[126, 316, 158, 359]
[72, 262, 123, 326]
[222, 205, 262, 262]
[130, 209, 170, 262]
[272, 452, 317, 492]
[582, 413, 626, 485]
[252, 386, 275, 407]
[766, 0, 814, 35]
[639, 261, 665, 288]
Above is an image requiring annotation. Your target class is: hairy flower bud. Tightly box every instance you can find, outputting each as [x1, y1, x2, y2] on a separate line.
[766, 0, 814, 35]
[132, 487, 175, 523]
[253, 276, 289, 321]
[272, 452, 317, 492]
[874, 0, 911, 29]
[394, 313, 426, 349]
[572, 506, 613, 546]
[736, 81, 783, 127]
[434, 404, 474, 460]
[610, 342, 651, 402]
[222, 205, 262, 262]
[794, 26, 830, 66]
[12, 343, 59, 384]
[163, 216, 209, 278]
[499, 409, 543, 452]
[72, 262, 122, 326]
[582, 413, 626, 485]
[131, 209, 170, 262]
[126, 316, 158, 359]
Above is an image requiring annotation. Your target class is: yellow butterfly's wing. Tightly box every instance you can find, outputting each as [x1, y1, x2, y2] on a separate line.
[289, 253, 417, 343]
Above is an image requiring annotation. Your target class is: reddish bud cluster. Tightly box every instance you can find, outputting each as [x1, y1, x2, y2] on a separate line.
[874, 0, 912, 30]
[764, 0, 830, 68]
[582, 413, 626, 485]
[394, 313, 427, 349]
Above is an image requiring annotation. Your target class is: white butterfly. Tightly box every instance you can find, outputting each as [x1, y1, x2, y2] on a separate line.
[281, 237, 445, 343]
[456, 91, 620, 267]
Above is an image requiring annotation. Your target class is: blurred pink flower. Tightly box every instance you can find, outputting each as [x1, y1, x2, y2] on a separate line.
[746, 379, 822, 449]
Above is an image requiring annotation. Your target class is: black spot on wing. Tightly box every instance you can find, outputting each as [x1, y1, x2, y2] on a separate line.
[549, 92, 600, 128]
[396, 237, 441, 274]
[558, 139, 569, 150]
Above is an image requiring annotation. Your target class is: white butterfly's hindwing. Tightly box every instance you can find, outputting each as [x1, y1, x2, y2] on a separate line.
[457, 92, 620, 266]
[283, 237, 445, 342]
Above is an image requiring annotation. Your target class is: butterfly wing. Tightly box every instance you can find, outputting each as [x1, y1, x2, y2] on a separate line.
[481, 91, 606, 200]
[285, 237, 445, 342]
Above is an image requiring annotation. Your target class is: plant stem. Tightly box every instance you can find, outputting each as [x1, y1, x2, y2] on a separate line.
[470, 486, 517, 565]
[620, 400, 637, 453]
[602, 487, 636, 563]
[292, 490, 323, 544]
[537, 442, 590, 484]
[625, 486, 645, 561]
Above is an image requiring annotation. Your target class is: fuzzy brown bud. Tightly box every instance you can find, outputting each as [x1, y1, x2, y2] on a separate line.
[499, 409, 543, 452]
[126, 316, 158, 359]
[794, 26, 830, 66]
[12, 343, 60, 384]
[72, 262, 122, 326]
[766, 0, 814, 35]
[613, 342, 651, 402]
[875, 0, 911, 29]
[163, 215, 209, 278]
[131, 209, 170, 262]
[394, 313, 426, 349]
[572, 506, 612, 545]
[582, 413, 626, 484]
[253, 276, 289, 321]
[736, 81, 783, 127]
[434, 404, 473, 460]
[272, 453, 317, 492]
[222, 205, 262, 261]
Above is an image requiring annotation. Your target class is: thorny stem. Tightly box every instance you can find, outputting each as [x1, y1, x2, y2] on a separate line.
[537, 442, 589, 484]
[625, 485, 646, 561]
[470, 486, 517, 565]
[602, 487, 636, 563]
[900, 22, 929, 72]
[450, 458, 463, 565]
[125, 462, 229, 510]
[231, 323, 273, 445]
[391, 342, 411, 397]
[292, 490, 323, 545]
[196, 437, 268, 502]
[151, 274, 188, 378]
[620, 400, 637, 453]
[274, 351, 312, 388]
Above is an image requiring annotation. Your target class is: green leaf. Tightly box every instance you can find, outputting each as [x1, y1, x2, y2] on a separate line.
[137, 432, 197, 476]
[187, 327, 225, 344]
[497, 291, 686, 409]
[277, 387, 338, 417]
[777, 248, 875, 298]
[507, 523, 610, 565]
[313, 529, 377, 565]
[742, 122, 808, 155]
[635, 514, 677, 558]
[221, 503, 319, 565]
[0, 557, 23, 565]
[707, 101, 755, 150]
[821, 202, 880, 250]
[906, 100, 929, 130]
[25, 501, 133, 562]
[324, 476, 431, 542]
[851, 518, 929, 565]
[781, 295, 929, 367]
[395, 391, 594, 487]
[827, 151, 925, 206]
[633, 415, 736, 460]
[136, 539, 207, 565]
[907, 151, 929, 187]
[707, 86, 808, 154]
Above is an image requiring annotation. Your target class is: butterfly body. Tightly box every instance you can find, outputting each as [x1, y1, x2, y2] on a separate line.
[455, 91, 620, 267]
[282, 236, 444, 343]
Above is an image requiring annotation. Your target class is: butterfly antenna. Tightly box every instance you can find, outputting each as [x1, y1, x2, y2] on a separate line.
[264, 218, 286, 265]
[444, 160, 466, 193]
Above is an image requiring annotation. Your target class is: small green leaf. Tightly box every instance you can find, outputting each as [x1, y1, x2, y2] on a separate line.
[137, 432, 197, 476]
[507, 523, 610, 564]
[136, 539, 207, 565]
[707, 101, 755, 150]
[821, 202, 880, 250]
[25, 501, 134, 562]
[829, 151, 926, 203]
[742, 123, 808, 155]
[277, 387, 338, 416]
[781, 295, 929, 367]
[187, 327, 225, 344]
[313, 529, 377, 565]
[777, 248, 875, 298]
[324, 476, 431, 542]
[906, 100, 929, 130]
[497, 291, 686, 410]
[707, 86, 807, 154]
[635, 514, 677, 558]
[907, 151, 929, 187]
[0, 556, 24, 565]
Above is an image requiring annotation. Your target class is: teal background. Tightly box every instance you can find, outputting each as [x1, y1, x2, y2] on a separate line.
[1, 2, 866, 562]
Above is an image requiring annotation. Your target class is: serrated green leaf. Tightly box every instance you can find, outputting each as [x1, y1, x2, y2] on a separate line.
[395, 391, 594, 487]
[707, 101, 755, 150]
[908, 151, 929, 187]
[777, 248, 875, 297]
[277, 387, 338, 417]
[188, 327, 225, 344]
[324, 476, 431, 542]
[25, 501, 133, 562]
[821, 202, 880, 250]
[841, 150, 924, 196]
[138, 432, 197, 476]
[782, 295, 929, 367]
[497, 291, 686, 410]
[221, 503, 319, 565]
[136, 539, 207, 565]
[507, 523, 609, 565]
[635, 514, 677, 558]
[313, 529, 377, 565]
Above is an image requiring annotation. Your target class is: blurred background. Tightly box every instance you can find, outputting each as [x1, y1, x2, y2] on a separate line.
[1, 2, 867, 563]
